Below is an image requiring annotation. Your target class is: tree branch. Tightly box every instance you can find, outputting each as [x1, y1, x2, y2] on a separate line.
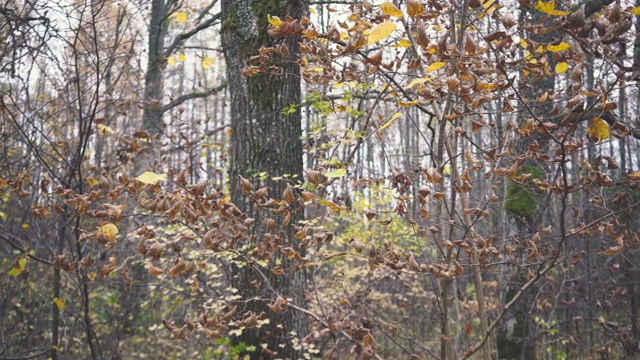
[164, 10, 222, 58]
[160, 82, 227, 113]
[0, 233, 53, 266]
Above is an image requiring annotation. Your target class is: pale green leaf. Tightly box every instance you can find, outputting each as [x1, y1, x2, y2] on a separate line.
[136, 171, 168, 184]
[324, 169, 347, 178]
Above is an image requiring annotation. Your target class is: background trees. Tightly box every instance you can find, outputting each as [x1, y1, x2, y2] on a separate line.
[1, 0, 639, 359]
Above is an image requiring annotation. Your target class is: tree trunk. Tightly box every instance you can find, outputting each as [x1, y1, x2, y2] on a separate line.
[221, 1, 306, 359]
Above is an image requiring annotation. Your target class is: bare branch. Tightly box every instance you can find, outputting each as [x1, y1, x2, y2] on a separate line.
[160, 82, 227, 113]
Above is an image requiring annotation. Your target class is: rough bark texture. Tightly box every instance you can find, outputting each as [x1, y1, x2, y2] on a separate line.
[221, 1, 306, 359]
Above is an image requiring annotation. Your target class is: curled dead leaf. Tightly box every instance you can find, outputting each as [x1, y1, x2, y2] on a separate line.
[148, 265, 164, 276]
[282, 183, 295, 204]
[601, 236, 624, 255]
[349, 238, 366, 253]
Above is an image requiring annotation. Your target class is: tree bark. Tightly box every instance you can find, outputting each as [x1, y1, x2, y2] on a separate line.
[221, 1, 306, 359]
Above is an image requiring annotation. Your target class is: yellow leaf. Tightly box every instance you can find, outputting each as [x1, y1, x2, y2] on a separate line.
[309, 7, 317, 14]
[87, 177, 100, 187]
[18, 257, 26, 269]
[267, 14, 282, 26]
[99, 223, 119, 240]
[7, 267, 21, 276]
[380, 112, 402, 130]
[587, 118, 610, 141]
[136, 171, 168, 184]
[519, 39, 528, 49]
[202, 57, 214, 69]
[442, 165, 452, 175]
[405, 77, 429, 89]
[391, 38, 411, 48]
[53, 297, 65, 310]
[367, 21, 396, 45]
[483, 0, 495, 9]
[547, 42, 570, 52]
[177, 53, 186, 62]
[555, 61, 568, 74]
[427, 61, 446, 72]
[476, 81, 498, 90]
[97, 123, 114, 136]
[167, 55, 176, 66]
[534, 1, 569, 16]
[633, 6, 640, 15]
[379, 2, 403, 17]
[174, 12, 188, 23]
[317, 199, 343, 212]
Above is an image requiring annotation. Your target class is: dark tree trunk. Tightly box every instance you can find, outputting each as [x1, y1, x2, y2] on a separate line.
[143, 0, 171, 135]
[221, 1, 306, 359]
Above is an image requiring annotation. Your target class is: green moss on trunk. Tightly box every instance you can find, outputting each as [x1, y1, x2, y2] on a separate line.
[504, 164, 546, 219]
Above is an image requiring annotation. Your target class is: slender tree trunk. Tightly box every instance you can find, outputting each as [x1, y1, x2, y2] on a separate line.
[140, 0, 172, 171]
[221, 1, 307, 358]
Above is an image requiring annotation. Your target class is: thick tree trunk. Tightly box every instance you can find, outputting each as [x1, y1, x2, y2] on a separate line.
[221, 1, 306, 359]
